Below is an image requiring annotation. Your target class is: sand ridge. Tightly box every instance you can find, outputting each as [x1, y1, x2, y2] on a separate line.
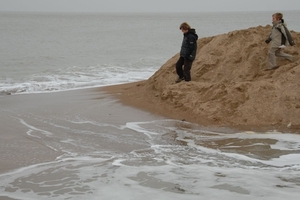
[103, 25, 300, 131]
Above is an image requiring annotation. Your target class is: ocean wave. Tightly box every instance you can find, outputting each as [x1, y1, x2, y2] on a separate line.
[0, 58, 162, 95]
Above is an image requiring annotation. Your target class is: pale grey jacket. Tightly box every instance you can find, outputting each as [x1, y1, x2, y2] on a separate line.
[267, 20, 289, 48]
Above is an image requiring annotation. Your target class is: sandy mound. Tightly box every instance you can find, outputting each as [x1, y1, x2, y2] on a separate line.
[104, 25, 300, 130]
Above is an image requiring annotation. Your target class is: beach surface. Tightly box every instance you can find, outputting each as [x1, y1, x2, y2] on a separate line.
[1, 87, 300, 200]
[0, 89, 163, 175]
[103, 25, 300, 132]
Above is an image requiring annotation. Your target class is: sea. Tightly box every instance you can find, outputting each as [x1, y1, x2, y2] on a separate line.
[0, 11, 300, 199]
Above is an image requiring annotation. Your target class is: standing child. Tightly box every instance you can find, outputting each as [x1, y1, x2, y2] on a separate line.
[175, 22, 198, 83]
[265, 12, 293, 70]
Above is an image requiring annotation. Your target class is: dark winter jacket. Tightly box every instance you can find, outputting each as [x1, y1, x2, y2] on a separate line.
[180, 29, 198, 61]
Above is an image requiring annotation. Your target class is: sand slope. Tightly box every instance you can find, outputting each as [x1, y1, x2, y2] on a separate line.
[104, 25, 300, 130]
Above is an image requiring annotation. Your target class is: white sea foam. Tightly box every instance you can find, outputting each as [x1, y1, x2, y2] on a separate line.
[2, 112, 299, 199]
[20, 118, 53, 136]
[0, 61, 161, 95]
[1, 152, 299, 200]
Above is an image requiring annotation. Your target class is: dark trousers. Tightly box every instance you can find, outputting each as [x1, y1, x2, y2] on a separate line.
[175, 57, 193, 81]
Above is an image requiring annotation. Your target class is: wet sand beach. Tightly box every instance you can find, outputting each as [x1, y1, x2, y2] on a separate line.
[0, 88, 163, 174]
[1, 87, 300, 200]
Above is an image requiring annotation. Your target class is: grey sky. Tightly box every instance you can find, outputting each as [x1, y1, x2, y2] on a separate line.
[0, 0, 299, 13]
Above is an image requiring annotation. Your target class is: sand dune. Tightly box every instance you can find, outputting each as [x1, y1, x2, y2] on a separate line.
[103, 25, 300, 131]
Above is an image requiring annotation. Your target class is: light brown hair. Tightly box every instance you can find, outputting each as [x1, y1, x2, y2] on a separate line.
[272, 12, 283, 20]
[179, 22, 191, 30]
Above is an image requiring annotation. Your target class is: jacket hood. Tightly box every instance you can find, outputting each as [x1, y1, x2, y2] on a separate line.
[187, 29, 198, 40]
[273, 19, 287, 27]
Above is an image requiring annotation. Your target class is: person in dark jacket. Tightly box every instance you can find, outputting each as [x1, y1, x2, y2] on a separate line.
[175, 22, 198, 83]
